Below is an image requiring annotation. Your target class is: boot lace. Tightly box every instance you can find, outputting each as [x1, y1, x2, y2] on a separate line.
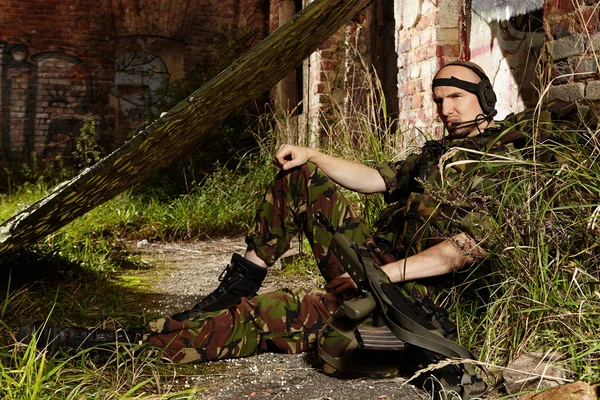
[192, 263, 244, 310]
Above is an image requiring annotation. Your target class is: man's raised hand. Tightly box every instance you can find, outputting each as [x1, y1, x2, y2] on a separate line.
[274, 144, 315, 170]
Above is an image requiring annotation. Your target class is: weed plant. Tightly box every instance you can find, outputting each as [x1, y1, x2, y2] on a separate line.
[2, 42, 600, 398]
[0, 117, 103, 196]
[0, 248, 202, 398]
[438, 112, 600, 385]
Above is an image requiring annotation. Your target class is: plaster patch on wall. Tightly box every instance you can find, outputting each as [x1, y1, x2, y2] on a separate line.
[438, 0, 459, 29]
[469, 2, 545, 118]
[396, 0, 421, 30]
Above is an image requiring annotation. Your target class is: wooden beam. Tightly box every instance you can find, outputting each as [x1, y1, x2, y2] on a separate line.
[0, 0, 372, 258]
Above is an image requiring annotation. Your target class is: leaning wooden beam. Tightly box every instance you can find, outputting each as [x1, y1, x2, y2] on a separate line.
[0, 0, 372, 258]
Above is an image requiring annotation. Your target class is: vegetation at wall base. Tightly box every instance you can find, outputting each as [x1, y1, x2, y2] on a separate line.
[439, 108, 600, 387]
[1, 67, 600, 397]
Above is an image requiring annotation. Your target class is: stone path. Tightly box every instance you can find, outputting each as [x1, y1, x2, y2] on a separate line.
[126, 237, 424, 399]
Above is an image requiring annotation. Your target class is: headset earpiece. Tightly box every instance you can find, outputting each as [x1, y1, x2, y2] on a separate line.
[478, 79, 497, 115]
[442, 60, 497, 116]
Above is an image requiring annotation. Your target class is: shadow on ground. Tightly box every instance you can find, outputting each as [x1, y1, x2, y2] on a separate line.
[0, 239, 424, 399]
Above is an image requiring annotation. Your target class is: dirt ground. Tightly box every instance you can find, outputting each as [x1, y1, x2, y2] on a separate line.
[126, 237, 425, 400]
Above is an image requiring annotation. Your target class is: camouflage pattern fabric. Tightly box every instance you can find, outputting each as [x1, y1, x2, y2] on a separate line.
[318, 308, 407, 378]
[246, 163, 372, 282]
[375, 132, 522, 259]
[145, 164, 373, 361]
[146, 287, 340, 363]
[145, 129, 522, 362]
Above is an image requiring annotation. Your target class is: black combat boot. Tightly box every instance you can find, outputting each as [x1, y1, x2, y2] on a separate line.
[171, 253, 267, 321]
[17, 320, 146, 355]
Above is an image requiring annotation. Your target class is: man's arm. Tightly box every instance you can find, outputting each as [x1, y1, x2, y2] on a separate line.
[325, 232, 486, 293]
[274, 144, 386, 194]
[381, 232, 486, 282]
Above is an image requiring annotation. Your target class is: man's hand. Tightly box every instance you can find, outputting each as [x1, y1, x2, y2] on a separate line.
[324, 272, 358, 294]
[274, 144, 314, 170]
[273, 144, 386, 194]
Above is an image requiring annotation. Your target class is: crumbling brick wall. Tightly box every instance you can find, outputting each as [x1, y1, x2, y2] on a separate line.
[267, 0, 376, 146]
[7, 0, 595, 172]
[543, 0, 600, 115]
[0, 0, 271, 168]
[396, 0, 448, 146]
[0, 0, 114, 164]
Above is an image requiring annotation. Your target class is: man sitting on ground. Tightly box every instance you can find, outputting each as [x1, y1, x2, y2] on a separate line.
[20, 61, 506, 365]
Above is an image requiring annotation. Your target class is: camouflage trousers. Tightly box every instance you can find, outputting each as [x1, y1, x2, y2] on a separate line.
[146, 287, 340, 363]
[246, 162, 375, 282]
[145, 163, 389, 363]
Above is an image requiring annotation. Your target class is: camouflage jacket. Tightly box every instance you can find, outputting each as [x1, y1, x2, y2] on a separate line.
[374, 128, 525, 259]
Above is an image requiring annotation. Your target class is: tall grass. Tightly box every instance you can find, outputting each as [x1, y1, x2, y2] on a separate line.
[443, 116, 600, 385]
[0, 135, 275, 398]
[2, 41, 600, 398]
[0, 261, 205, 398]
[60, 144, 274, 243]
[0, 181, 54, 222]
[0, 335, 198, 399]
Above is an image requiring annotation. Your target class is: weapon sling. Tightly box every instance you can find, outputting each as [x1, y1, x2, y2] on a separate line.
[326, 229, 486, 398]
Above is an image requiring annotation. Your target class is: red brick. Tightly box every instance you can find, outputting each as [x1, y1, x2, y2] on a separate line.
[558, 0, 576, 13]
[419, 12, 435, 27]
[436, 44, 460, 59]
[579, 7, 600, 34]
[321, 60, 340, 71]
[415, 78, 425, 92]
[398, 38, 411, 54]
[411, 94, 423, 109]
[416, 46, 436, 62]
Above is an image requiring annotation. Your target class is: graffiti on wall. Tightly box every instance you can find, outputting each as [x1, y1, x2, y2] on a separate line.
[0, 42, 93, 163]
[472, 0, 544, 23]
[110, 52, 170, 123]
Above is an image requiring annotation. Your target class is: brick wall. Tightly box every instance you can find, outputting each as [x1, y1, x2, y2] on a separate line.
[0, 0, 390, 164]
[267, 0, 376, 145]
[239, 0, 269, 37]
[185, 0, 244, 74]
[7, 0, 590, 169]
[0, 0, 273, 166]
[396, 0, 446, 147]
[0, 0, 114, 164]
[544, 0, 600, 110]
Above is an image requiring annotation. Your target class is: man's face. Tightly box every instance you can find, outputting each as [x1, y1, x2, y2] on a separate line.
[432, 65, 488, 138]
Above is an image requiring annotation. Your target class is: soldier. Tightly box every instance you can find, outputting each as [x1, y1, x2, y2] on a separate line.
[19, 61, 505, 363]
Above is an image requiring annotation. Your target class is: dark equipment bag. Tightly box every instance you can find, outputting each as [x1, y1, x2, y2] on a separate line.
[317, 231, 487, 399]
